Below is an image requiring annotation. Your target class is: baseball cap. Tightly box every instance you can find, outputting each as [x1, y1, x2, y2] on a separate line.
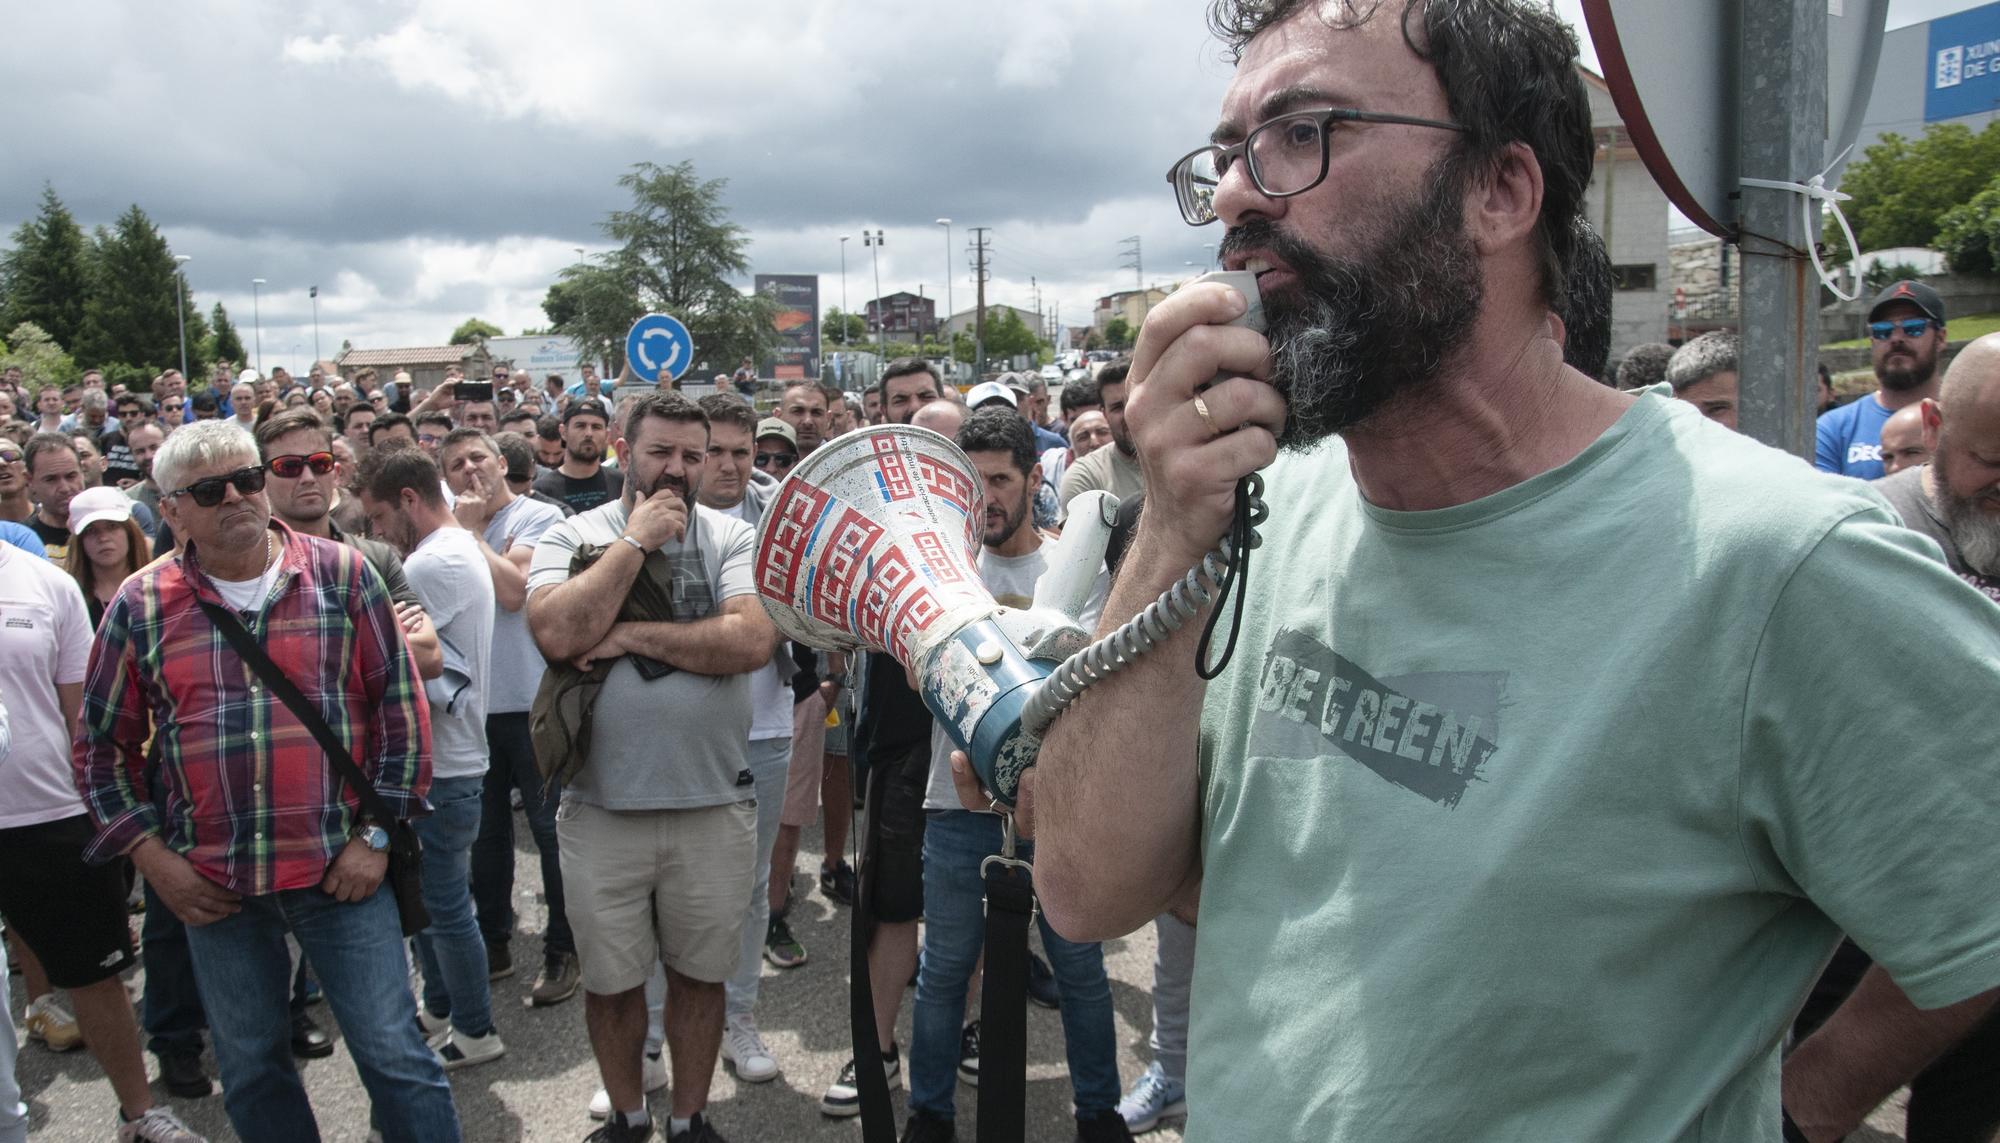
[755, 418, 798, 448]
[1867, 279, 1946, 325]
[237, 368, 262, 386]
[69, 485, 134, 535]
[965, 381, 1018, 410]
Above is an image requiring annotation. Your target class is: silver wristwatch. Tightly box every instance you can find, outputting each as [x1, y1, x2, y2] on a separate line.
[354, 824, 391, 852]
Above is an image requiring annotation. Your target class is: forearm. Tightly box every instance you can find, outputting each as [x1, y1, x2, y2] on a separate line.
[1035, 523, 1207, 942]
[479, 538, 527, 611]
[1783, 968, 2000, 1140]
[406, 617, 443, 679]
[614, 615, 774, 676]
[529, 543, 643, 660]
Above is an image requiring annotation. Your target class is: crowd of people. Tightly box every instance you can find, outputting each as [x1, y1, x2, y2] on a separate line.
[0, 353, 1160, 1143]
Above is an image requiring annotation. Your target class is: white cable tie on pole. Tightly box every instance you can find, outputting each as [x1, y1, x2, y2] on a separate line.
[1741, 144, 1861, 302]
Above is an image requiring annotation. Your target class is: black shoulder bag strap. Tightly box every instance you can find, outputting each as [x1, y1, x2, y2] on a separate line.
[978, 840, 1036, 1143]
[198, 600, 398, 826]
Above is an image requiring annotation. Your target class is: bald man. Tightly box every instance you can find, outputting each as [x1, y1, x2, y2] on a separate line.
[1877, 404, 1932, 478]
[910, 399, 966, 438]
[1873, 333, 2000, 601]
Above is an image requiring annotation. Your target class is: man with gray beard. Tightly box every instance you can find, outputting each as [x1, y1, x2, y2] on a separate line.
[1874, 332, 2000, 603]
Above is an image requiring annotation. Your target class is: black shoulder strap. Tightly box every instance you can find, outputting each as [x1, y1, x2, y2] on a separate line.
[198, 598, 399, 825]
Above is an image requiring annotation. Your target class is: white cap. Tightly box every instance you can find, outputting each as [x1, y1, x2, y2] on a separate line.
[68, 485, 134, 536]
[965, 381, 1018, 409]
[237, 368, 262, 386]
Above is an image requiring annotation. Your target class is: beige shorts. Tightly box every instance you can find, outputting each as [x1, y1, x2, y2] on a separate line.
[782, 693, 827, 828]
[557, 798, 758, 991]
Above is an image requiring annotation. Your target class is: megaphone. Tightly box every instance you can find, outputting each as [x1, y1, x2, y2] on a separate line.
[754, 425, 1104, 803]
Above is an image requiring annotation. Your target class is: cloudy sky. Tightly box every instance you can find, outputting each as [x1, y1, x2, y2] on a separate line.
[3, 0, 1976, 373]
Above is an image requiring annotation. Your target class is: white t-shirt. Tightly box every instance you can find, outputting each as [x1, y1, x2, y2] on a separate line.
[209, 547, 284, 614]
[404, 525, 496, 779]
[482, 495, 565, 714]
[724, 497, 793, 742]
[923, 543, 1108, 810]
[0, 544, 95, 829]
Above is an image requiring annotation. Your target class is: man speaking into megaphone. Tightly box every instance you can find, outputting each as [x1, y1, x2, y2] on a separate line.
[964, 3, 2000, 1143]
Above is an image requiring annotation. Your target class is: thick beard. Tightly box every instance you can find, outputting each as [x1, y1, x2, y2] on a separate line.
[567, 440, 601, 464]
[984, 486, 1030, 548]
[1878, 351, 1937, 393]
[1225, 162, 1484, 450]
[1932, 446, 2000, 577]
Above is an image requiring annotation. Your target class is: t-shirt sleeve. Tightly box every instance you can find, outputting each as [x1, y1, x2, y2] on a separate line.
[505, 502, 562, 555]
[405, 549, 471, 630]
[527, 518, 583, 597]
[370, 547, 422, 608]
[1058, 452, 1100, 509]
[1813, 408, 1843, 473]
[714, 516, 757, 602]
[1739, 505, 2000, 1008]
[52, 571, 93, 685]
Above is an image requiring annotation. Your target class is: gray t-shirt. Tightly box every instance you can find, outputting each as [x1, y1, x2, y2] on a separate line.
[1873, 465, 1965, 573]
[482, 495, 566, 714]
[404, 526, 496, 780]
[528, 498, 758, 810]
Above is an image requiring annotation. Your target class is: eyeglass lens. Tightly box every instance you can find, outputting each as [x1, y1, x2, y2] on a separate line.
[1869, 319, 1930, 339]
[268, 452, 336, 478]
[754, 452, 796, 470]
[182, 466, 267, 507]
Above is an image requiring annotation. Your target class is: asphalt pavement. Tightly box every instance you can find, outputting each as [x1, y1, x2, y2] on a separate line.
[12, 817, 1186, 1143]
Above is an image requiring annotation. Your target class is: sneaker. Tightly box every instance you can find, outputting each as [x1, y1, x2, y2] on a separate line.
[956, 1020, 979, 1087]
[510, 787, 525, 812]
[1076, 1108, 1138, 1143]
[433, 1026, 506, 1071]
[117, 1106, 207, 1142]
[818, 860, 857, 906]
[417, 1006, 450, 1039]
[1115, 1061, 1187, 1134]
[721, 1015, 778, 1083]
[589, 1051, 668, 1120]
[25, 994, 83, 1052]
[584, 1115, 655, 1143]
[667, 1112, 728, 1142]
[763, 917, 807, 969]
[291, 1012, 334, 1058]
[899, 1109, 956, 1143]
[486, 939, 515, 981]
[532, 951, 581, 1007]
[820, 1044, 899, 1117]
[156, 1046, 213, 1098]
[1026, 952, 1060, 1009]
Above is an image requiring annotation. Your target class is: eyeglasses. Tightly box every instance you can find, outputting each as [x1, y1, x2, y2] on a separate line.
[266, 451, 336, 478]
[0, 449, 22, 466]
[1869, 318, 1934, 340]
[161, 401, 185, 413]
[1167, 107, 1466, 226]
[169, 465, 267, 507]
[754, 451, 797, 471]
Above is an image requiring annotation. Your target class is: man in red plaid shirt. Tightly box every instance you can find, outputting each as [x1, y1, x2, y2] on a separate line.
[73, 420, 462, 1143]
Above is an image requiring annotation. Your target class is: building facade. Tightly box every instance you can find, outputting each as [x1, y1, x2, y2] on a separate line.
[864, 291, 939, 338]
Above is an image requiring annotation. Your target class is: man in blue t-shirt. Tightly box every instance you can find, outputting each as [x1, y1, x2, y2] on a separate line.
[1816, 279, 1947, 479]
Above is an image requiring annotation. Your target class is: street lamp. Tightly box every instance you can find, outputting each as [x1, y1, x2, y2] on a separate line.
[936, 219, 952, 348]
[838, 235, 850, 347]
[173, 255, 192, 378]
[863, 229, 886, 362]
[251, 278, 266, 376]
[310, 285, 321, 365]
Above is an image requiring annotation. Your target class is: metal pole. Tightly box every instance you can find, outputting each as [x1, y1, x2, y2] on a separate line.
[839, 236, 849, 346]
[937, 218, 952, 347]
[870, 230, 886, 363]
[252, 278, 265, 376]
[311, 287, 321, 365]
[173, 255, 191, 378]
[1737, 0, 1827, 459]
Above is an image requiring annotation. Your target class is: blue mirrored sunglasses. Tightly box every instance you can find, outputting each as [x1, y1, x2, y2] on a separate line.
[1869, 318, 1933, 340]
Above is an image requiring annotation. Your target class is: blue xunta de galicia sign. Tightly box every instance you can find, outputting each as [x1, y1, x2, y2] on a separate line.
[625, 313, 695, 384]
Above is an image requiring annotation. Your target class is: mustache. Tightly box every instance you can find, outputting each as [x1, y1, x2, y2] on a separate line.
[1218, 218, 1324, 277]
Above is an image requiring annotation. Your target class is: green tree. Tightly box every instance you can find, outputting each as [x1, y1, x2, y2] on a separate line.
[543, 161, 780, 375]
[1934, 171, 2000, 275]
[1101, 316, 1134, 350]
[211, 301, 245, 367]
[451, 317, 504, 344]
[983, 308, 1045, 361]
[0, 185, 91, 351]
[1832, 122, 2000, 258]
[822, 308, 868, 346]
[71, 205, 182, 375]
[0, 322, 80, 389]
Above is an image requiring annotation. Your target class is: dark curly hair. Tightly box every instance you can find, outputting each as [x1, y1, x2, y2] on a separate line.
[1207, 0, 1593, 313]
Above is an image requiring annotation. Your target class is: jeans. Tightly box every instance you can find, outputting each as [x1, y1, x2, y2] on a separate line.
[414, 774, 493, 1037]
[141, 881, 309, 1056]
[725, 736, 791, 1020]
[182, 883, 460, 1143]
[0, 939, 25, 1143]
[908, 810, 1120, 1119]
[470, 712, 572, 955]
[1150, 913, 1195, 1084]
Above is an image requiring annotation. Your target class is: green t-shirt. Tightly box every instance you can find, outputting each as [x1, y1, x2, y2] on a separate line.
[1189, 391, 2000, 1142]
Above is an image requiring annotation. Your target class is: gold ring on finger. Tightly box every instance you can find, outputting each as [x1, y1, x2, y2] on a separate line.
[1192, 394, 1221, 438]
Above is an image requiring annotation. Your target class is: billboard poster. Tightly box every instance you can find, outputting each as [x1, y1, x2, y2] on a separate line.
[483, 335, 597, 388]
[755, 274, 820, 381]
[1927, 1, 2000, 121]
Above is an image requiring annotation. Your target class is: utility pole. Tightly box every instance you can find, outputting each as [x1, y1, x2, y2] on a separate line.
[310, 285, 321, 365]
[936, 218, 953, 346]
[251, 278, 266, 377]
[970, 227, 991, 379]
[1119, 236, 1143, 292]
[173, 255, 192, 378]
[864, 230, 886, 367]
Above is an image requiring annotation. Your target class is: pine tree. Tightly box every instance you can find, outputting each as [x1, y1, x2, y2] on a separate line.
[71, 205, 183, 375]
[0, 185, 91, 352]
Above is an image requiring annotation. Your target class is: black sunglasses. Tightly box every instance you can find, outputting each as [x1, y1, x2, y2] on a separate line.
[170, 465, 267, 507]
[1869, 318, 1933, 340]
[266, 451, 336, 478]
[754, 451, 797, 470]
